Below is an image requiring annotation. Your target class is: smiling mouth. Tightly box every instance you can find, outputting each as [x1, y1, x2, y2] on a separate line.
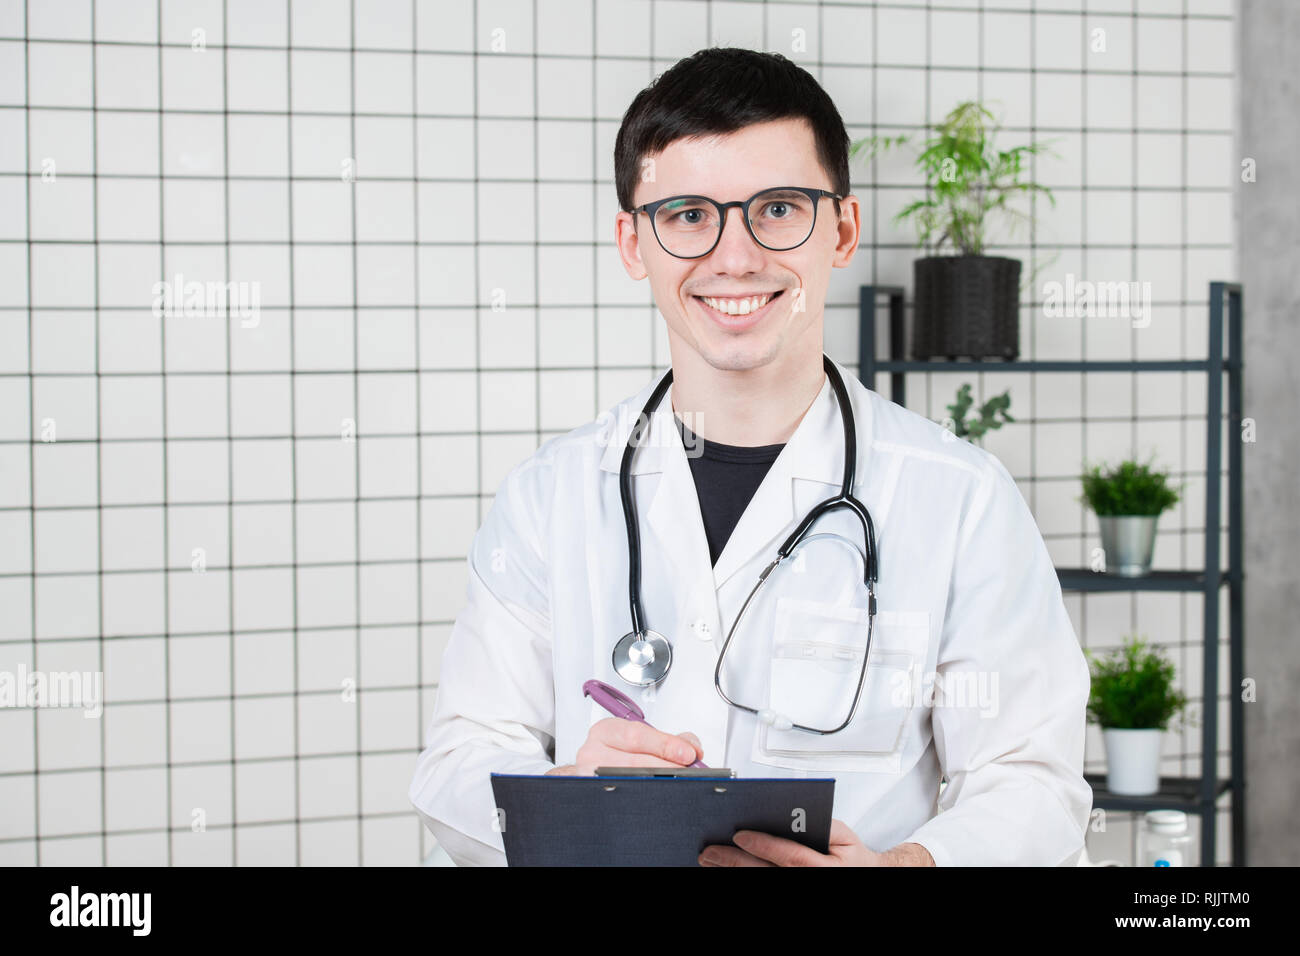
[693, 290, 784, 318]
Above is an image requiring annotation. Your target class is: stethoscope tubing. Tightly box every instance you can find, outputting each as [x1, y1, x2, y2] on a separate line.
[616, 355, 879, 715]
[619, 367, 675, 640]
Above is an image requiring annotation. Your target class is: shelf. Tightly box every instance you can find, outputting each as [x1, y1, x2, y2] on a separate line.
[1085, 772, 1233, 813]
[871, 359, 1226, 373]
[1056, 568, 1230, 592]
[860, 281, 1246, 865]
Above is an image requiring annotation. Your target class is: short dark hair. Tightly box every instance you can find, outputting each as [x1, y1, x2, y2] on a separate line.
[614, 47, 850, 215]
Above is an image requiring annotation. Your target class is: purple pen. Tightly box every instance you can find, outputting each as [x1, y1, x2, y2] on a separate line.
[582, 679, 708, 768]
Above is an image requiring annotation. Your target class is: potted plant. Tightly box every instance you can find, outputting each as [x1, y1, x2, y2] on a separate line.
[939, 382, 1013, 445]
[1086, 636, 1191, 796]
[850, 101, 1057, 360]
[1080, 459, 1181, 576]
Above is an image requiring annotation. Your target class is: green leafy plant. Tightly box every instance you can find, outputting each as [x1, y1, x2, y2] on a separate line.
[1085, 636, 1191, 731]
[849, 101, 1058, 257]
[1080, 459, 1181, 516]
[944, 383, 1013, 441]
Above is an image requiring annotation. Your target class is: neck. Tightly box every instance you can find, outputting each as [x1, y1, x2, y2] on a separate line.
[666, 337, 827, 447]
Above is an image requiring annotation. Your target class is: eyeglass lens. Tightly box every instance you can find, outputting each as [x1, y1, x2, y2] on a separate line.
[653, 188, 818, 257]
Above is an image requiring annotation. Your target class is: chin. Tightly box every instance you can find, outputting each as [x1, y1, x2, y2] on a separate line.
[696, 336, 783, 373]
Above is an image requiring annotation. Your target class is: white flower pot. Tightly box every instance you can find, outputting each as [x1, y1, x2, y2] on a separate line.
[1104, 728, 1162, 795]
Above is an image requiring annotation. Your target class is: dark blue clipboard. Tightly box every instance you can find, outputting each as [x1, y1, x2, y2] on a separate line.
[489, 773, 836, 867]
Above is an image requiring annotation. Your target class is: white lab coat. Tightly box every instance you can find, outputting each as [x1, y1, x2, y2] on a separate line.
[409, 357, 1093, 866]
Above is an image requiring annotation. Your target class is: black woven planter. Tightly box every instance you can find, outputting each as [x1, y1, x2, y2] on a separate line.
[911, 255, 1022, 360]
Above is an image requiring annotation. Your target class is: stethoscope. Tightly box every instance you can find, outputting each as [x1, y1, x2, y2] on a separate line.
[612, 354, 881, 735]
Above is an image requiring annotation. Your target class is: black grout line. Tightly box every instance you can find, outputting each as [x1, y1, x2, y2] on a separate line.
[0, 333, 1236, 370]
[1178, 0, 1192, 810]
[0, 292, 1233, 313]
[89, 0, 105, 867]
[1128, 2, 1141, 667]
[1124, 1, 1139, 739]
[154, 0, 172, 870]
[532, 1, 541, 503]
[284, 0, 301, 869]
[348, 0, 362, 868]
[23, 0, 40, 867]
[0, 507, 1223, 572]
[0, 173, 1241, 186]
[976, 0, 985, 486]
[1076, 0, 1090, 687]
[0, 12, 1237, 54]
[1027, 0, 1039, 575]
[1071, 6, 1111, 728]
[472, 0, 484, 542]
[409, 0, 425, 866]
[651, 0, 659, 371]
[0, 234, 1240, 248]
[922, 0, 931, 422]
[0, 806, 421, 848]
[870, 0, 879, 379]
[590, 0, 601, 412]
[221, 0, 234, 870]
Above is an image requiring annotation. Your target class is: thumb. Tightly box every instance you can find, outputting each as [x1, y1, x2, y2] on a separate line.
[829, 819, 862, 846]
[676, 731, 704, 762]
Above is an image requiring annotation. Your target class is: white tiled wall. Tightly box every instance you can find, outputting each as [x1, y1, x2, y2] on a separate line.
[0, 0, 1237, 866]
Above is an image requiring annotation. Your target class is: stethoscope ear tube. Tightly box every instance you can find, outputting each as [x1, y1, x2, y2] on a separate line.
[773, 357, 878, 585]
[618, 367, 675, 641]
[775, 493, 878, 586]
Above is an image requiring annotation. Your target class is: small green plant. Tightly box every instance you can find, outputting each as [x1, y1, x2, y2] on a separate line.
[850, 101, 1057, 257]
[1085, 636, 1191, 731]
[1080, 459, 1181, 516]
[944, 383, 1013, 441]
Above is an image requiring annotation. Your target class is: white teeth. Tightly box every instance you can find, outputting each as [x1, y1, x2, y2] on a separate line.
[700, 293, 774, 316]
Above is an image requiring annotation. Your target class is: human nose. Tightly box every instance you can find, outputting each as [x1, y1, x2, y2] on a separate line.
[707, 203, 767, 270]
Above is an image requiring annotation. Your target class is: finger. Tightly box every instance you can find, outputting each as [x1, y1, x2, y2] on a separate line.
[828, 819, 859, 845]
[603, 719, 699, 765]
[676, 731, 704, 762]
[698, 845, 776, 867]
[732, 830, 828, 867]
[591, 749, 686, 769]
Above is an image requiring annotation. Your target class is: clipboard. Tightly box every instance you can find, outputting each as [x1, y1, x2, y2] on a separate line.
[489, 772, 836, 867]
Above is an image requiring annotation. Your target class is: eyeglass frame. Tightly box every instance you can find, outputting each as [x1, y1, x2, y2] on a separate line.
[630, 186, 845, 260]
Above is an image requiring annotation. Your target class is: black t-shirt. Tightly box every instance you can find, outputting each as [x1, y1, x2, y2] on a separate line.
[675, 414, 786, 566]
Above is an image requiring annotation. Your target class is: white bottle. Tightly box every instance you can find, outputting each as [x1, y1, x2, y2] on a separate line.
[1139, 810, 1193, 866]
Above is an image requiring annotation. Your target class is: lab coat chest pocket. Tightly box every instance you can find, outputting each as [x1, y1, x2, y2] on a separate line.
[751, 605, 931, 775]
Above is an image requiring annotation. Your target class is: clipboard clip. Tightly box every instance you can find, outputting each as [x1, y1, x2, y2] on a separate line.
[594, 767, 736, 779]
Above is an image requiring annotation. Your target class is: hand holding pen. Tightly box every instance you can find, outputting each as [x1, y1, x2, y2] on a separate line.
[545, 679, 708, 774]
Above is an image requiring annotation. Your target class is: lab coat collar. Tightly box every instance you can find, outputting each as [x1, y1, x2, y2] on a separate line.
[596, 356, 873, 591]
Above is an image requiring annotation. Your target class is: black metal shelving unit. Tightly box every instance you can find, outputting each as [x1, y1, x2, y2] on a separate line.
[858, 282, 1245, 866]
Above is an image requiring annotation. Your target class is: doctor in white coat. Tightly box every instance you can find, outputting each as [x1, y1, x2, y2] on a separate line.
[411, 47, 1092, 867]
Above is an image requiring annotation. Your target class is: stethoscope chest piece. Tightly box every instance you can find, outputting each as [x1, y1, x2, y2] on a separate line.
[612, 629, 672, 686]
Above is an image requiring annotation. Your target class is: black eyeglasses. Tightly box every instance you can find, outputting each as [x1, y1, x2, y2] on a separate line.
[631, 186, 844, 259]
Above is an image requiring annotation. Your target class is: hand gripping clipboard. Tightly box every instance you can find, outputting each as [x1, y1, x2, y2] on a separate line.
[489, 772, 835, 866]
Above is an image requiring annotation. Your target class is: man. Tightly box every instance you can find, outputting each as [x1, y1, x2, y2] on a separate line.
[411, 47, 1092, 866]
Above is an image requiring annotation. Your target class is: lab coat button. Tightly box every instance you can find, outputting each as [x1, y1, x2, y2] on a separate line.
[692, 618, 711, 639]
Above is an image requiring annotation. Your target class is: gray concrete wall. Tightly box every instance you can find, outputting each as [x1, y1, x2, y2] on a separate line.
[1238, 0, 1300, 867]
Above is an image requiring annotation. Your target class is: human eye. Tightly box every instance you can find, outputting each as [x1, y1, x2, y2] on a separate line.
[758, 191, 810, 220]
[658, 198, 714, 228]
